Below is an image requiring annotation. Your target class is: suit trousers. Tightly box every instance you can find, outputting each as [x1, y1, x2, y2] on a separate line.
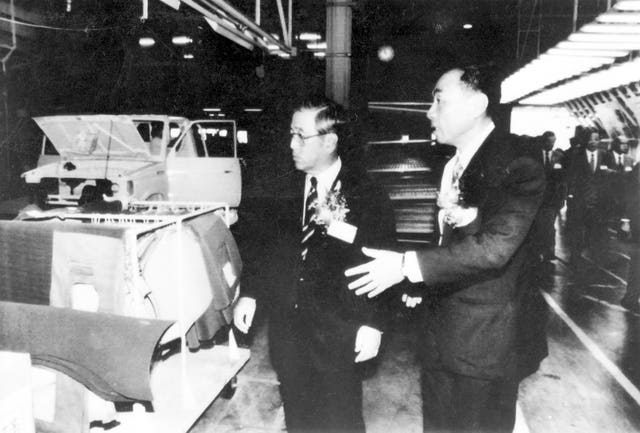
[621, 244, 640, 310]
[269, 311, 366, 433]
[421, 368, 519, 433]
[534, 206, 558, 260]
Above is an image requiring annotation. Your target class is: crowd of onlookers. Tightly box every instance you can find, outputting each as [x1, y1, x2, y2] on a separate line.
[527, 126, 640, 311]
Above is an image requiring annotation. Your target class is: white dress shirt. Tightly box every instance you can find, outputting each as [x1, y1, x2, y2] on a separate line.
[302, 157, 342, 225]
[403, 121, 495, 283]
[586, 149, 598, 172]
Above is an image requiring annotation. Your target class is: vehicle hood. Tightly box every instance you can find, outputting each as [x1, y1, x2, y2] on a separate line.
[22, 159, 158, 182]
[34, 115, 152, 160]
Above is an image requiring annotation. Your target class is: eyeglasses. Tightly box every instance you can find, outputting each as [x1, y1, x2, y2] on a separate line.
[290, 131, 328, 142]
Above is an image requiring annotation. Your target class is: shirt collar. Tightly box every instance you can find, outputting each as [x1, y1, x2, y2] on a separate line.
[455, 120, 495, 171]
[306, 157, 341, 194]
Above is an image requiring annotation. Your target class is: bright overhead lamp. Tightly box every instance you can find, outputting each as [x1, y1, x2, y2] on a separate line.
[463, 23, 473, 29]
[547, 47, 629, 57]
[569, 32, 640, 43]
[183, 53, 194, 59]
[278, 52, 292, 59]
[520, 58, 640, 105]
[614, 0, 640, 11]
[138, 37, 155, 48]
[307, 42, 327, 50]
[172, 35, 193, 45]
[539, 53, 616, 64]
[557, 40, 640, 50]
[244, 108, 263, 112]
[266, 44, 279, 51]
[597, 12, 640, 23]
[313, 52, 326, 58]
[580, 23, 640, 33]
[299, 32, 321, 41]
[203, 108, 221, 112]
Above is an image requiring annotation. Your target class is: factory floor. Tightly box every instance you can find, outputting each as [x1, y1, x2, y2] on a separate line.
[189, 207, 640, 433]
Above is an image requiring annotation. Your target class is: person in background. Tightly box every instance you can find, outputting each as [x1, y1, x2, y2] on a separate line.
[344, 64, 546, 433]
[233, 97, 396, 433]
[532, 130, 566, 263]
[620, 160, 640, 312]
[566, 129, 613, 263]
[606, 137, 635, 235]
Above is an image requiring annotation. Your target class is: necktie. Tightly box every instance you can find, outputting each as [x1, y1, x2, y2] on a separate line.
[451, 155, 464, 192]
[589, 152, 595, 173]
[301, 177, 318, 261]
[543, 150, 548, 166]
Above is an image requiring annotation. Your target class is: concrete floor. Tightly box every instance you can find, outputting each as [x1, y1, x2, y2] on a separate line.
[188, 210, 640, 432]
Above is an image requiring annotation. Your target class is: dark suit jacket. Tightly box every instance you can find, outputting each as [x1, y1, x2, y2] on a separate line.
[245, 162, 397, 371]
[568, 148, 612, 211]
[607, 151, 635, 216]
[524, 144, 565, 210]
[628, 163, 640, 242]
[416, 130, 546, 380]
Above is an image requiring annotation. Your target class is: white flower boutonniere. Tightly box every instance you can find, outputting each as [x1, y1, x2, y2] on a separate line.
[437, 190, 478, 229]
[311, 180, 350, 226]
[311, 181, 357, 243]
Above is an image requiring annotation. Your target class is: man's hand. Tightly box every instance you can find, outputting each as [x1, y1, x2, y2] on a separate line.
[344, 247, 404, 298]
[354, 325, 382, 363]
[233, 297, 256, 334]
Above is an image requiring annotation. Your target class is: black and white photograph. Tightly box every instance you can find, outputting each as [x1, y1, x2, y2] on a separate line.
[0, 0, 640, 432]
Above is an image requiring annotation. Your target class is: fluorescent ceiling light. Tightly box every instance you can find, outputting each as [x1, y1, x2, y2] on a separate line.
[138, 37, 155, 47]
[313, 52, 326, 58]
[540, 53, 616, 63]
[569, 32, 640, 43]
[557, 40, 640, 50]
[244, 108, 263, 112]
[614, 0, 640, 11]
[307, 42, 327, 50]
[597, 12, 640, 23]
[203, 108, 221, 112]
[501, 1, 640, 104]
[172, 35, 193, 45]
[580, 23, 640, 33]
[299, 32, 321, 41]
[547, 47, 629, 57]
[278, 52, 291, 58]
[463, 23, 473, 29]
[520, 58, 640, 105]
[266, 44, 279, 51]
[183, 53, 194, 59]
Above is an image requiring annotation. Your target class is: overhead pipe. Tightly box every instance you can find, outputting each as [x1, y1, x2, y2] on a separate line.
[275, 0, 289, 46]
[197, 0, 291, 53]
[183, 0, 262, 51]
[204, 16, 255, 51]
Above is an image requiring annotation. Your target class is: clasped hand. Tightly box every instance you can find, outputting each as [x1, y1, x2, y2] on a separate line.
[344, 247, 404, 298]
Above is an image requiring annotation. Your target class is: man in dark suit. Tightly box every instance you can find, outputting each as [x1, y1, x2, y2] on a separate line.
[345, 65, 546, 432]
[566, 129, 613, 261]
[233, 97, 396, 432]
[620, 161, 640, 312]
[606, 137, 635, 229]
[530, 130, 566, 262]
